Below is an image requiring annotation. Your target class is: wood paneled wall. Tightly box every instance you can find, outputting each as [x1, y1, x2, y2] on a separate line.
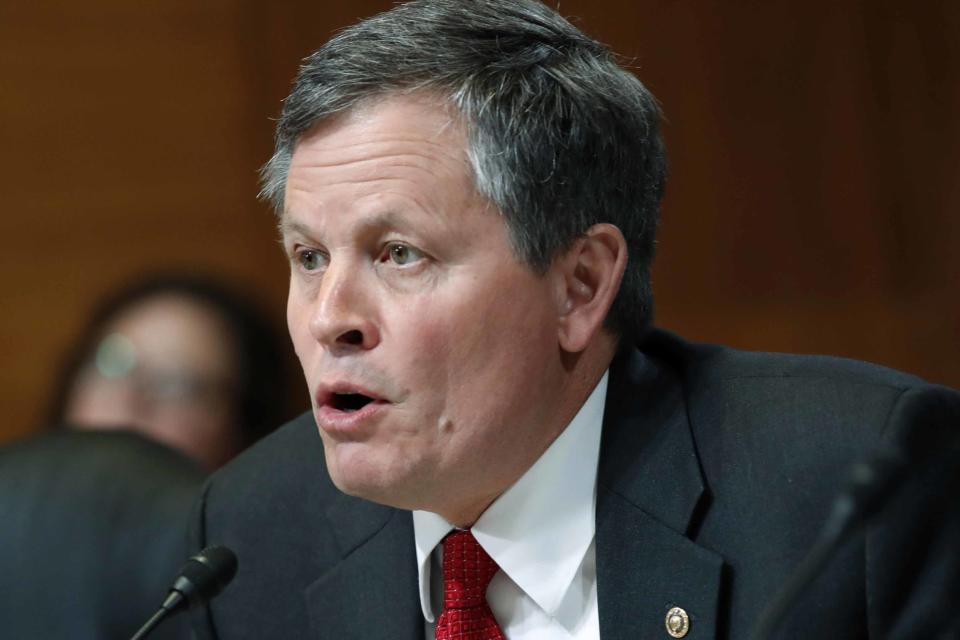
[2, 1, 957, 443]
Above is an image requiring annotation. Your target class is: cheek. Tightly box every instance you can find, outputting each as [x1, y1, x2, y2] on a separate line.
[404, 288, 554, 413]
[287, 297, 312, 361]
[449, 286, 551, 360]
[397, 319, 454, 400]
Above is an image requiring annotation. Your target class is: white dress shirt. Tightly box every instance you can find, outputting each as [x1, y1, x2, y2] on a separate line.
[413, 372, 608, 639]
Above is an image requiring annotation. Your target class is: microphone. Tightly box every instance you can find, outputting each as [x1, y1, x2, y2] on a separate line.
[130, 545, 238, 640]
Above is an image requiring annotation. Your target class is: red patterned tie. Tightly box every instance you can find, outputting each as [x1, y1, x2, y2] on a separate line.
[434, 530, 506, 640]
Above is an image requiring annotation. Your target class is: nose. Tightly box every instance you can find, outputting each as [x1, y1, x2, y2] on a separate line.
[307, 263, 380, 353]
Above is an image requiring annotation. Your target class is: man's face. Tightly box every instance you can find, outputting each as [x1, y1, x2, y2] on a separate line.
[282, 95, 571, 522]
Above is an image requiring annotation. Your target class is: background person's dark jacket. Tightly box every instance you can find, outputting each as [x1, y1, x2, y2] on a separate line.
[0, 430, 204, 639]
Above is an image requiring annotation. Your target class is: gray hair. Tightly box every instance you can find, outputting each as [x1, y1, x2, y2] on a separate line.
[261, 0, 666, 344]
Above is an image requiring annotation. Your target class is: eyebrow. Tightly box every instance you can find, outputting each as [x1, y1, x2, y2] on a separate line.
[278, 210, 413, 241]
[277, 217, 312, 239]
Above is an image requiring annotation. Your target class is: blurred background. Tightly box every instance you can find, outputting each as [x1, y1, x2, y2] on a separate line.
[2, 0, 958, 445]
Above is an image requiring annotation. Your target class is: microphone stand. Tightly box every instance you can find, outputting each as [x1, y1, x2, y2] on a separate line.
[749, 449, 906, 640]
[130, 591, 189, 640]
[131, 609, 169, 640]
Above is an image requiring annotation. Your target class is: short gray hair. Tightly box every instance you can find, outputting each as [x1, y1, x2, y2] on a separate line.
[261, 0, 666, 344]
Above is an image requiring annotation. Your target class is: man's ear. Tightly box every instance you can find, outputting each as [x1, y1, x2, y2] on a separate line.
[553, 223, 627, 353]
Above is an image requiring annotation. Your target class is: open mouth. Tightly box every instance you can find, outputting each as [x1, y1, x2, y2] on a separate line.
[329, 392, 375, 413]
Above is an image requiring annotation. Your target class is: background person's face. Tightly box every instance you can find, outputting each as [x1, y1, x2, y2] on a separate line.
[65, 294, 243, 469]
[283, 95, 573, 523]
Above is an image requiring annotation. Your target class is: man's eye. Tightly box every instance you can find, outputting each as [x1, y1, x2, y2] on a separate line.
[297, 249, 324, 271]
[385, 243, 424, 266]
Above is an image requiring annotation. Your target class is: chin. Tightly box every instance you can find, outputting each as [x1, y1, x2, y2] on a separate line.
[323, 444, 408, 508]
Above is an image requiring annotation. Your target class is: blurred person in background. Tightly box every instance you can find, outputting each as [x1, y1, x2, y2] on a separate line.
[47, 273, 300, 470]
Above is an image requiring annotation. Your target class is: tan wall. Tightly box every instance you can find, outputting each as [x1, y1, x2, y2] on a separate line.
[2, 1, 957, 443]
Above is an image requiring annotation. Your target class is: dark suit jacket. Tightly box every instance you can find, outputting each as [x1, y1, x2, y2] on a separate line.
[189, 330, 960, 639]
[0, 430, 204, 640]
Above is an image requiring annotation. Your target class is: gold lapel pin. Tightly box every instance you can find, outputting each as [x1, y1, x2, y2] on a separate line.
[665, 606, 690, 638]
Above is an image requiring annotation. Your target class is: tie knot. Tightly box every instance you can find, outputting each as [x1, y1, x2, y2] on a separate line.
[441, 530, 499, 609]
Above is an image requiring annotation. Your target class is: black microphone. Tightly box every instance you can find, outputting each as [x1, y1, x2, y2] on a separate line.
[130, 545, 238, 640]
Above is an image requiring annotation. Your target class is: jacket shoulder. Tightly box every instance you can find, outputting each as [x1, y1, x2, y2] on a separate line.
[642, 328, 925, 391]
[204, 411, 334, 506]
[193, 411, 341, 549]
[643, 328, 933, 450]
[189, 412, 339, 638]
[640, 329, 944, 486]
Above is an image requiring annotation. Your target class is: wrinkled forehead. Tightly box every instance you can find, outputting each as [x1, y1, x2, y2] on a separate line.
[281, 93, 488, 219]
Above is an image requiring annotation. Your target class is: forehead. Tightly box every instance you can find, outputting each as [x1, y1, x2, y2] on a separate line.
[283, 94, 475, 212]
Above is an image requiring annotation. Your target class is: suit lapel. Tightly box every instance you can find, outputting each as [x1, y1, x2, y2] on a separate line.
[596, 348, 723, 640]
[304, 493, 420, 640]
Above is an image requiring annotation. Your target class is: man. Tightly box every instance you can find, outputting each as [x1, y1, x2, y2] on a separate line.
[189, 1, 960, 638]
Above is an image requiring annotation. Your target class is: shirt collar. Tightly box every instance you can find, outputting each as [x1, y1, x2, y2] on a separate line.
[413, 371, 608, 623]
